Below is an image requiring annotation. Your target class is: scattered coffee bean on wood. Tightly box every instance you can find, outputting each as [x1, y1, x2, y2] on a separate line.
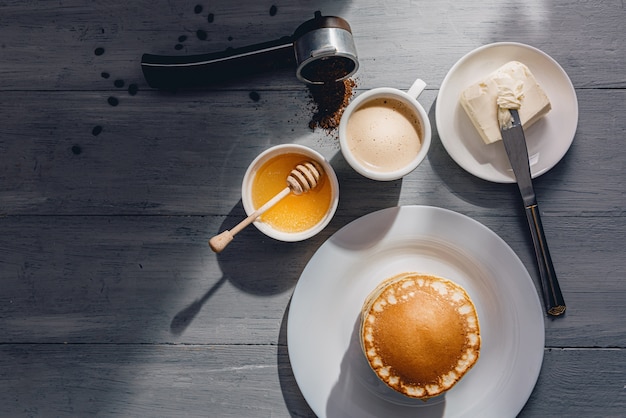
[194, 5, 203, 14]
[196, 29, 207, 40]
[178, 35, 188, 42]
[107, 96, 119, 106]
[174, 43, 184, 50]
[249, 91, 260, 102]
[207, 13, 215, 23]
[94, 47, 105, 56]
[101, 72, 110, 79]
[114, 79, 125, 88]
[71, 145, 82, 155]
[92, 126, 103, 136]
[128, 83, 139, 96]
[269, 5, 277, 16]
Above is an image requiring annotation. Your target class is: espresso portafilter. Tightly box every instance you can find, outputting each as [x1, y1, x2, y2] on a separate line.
[141, 12, 359, 88]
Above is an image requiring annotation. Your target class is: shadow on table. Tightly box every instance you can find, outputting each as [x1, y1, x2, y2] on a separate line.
[169, 199, 317, 335]
[425, 98, 518, 211]
[330, 150, 406, 220]
[170, 148, 404, 335]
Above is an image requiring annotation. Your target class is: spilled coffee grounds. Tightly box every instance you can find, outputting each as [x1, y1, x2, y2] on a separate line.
[308, 78, 357, 135]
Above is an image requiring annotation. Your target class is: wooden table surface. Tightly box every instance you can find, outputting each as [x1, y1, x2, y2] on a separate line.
[1, 1, 624, 417]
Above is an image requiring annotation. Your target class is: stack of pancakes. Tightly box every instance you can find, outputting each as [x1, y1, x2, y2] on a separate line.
[360, 272, 481, 399]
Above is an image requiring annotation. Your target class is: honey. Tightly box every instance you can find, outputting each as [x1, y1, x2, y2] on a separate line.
[251, 152, 333, 233]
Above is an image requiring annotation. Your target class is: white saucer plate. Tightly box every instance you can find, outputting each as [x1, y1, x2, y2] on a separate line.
[436, 42, 578, 183]
[287, 206, 545, 418]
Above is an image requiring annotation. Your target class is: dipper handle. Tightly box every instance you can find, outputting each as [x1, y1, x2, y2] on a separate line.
[209, 186, 291, 253]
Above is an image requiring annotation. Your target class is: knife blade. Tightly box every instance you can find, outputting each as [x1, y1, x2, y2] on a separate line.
[500, 109, 566, 316]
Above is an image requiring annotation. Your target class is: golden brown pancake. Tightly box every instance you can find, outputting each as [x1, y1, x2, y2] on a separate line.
[360, 272, 480, 399]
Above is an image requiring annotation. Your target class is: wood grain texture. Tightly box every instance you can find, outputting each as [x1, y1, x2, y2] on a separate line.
[1, 0, 624, 417]
[0, 89, 623, 216]
[0, 1, 624, 90]
[1, 345, 624, 417]
[1, 214, 624, 347]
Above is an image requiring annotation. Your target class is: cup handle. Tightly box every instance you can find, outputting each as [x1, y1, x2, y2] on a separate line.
[407, 78, 427, 98]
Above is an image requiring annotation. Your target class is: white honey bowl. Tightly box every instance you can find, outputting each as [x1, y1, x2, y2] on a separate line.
[241, 144, 339, 242]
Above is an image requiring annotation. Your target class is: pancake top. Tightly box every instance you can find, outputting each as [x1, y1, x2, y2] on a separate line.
[360, 272, 481, 399]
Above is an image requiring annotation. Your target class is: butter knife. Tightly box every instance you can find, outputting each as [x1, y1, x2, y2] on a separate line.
[500, 109, 566, 316]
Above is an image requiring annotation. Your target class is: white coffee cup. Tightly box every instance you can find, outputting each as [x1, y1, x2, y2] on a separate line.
[339, 79, 432, 181]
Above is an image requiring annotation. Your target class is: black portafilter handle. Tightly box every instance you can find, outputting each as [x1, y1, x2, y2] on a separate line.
[141, 13, 358, 89]
[141, 36, 296, 89]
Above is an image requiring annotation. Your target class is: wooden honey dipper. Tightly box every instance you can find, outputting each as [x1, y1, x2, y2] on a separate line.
[209, 161, 323, 253]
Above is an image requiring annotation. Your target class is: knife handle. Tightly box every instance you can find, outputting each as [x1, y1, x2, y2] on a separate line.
[525, 204, 566, 316]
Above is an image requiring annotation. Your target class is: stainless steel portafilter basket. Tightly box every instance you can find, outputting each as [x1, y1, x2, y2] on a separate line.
[141, 12, 359, 88]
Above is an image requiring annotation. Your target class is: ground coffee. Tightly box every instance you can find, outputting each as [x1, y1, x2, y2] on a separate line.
[308, 77, 357, 136]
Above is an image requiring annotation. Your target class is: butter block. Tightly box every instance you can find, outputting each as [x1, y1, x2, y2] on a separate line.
[460, 61, 551, 144]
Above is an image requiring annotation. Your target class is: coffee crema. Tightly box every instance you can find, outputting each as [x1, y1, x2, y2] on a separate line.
[345, 97, 422, 173]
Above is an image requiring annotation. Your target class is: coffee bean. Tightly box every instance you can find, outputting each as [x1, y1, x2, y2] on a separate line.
[71, 145, 82, 155]
[194, 5, 203, 14]
[178, 35, 187, 42]
[269, 5, 277, 16]
[174, 44, 184, 50]
[249, 91, 260, 102]
[101, 72, 110, 79]
[196, 29, 207, 40]
[207, 13, 215, 23]
[92, 126, 103, 136]
[114, 79, 125, 88]
[94, 47, 105, 56]
[128, 84, 139, 96]
[107, 96, 119, 106]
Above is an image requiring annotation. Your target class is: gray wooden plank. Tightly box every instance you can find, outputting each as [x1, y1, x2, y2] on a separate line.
[0, 1, 624, 91]
[0, 343, 306, 417]
[1, 344, 624, 417]
[0, 214, 292, 345]
[1, 214, 624, 347]
[521, 348, 626, 417]
[0, 89, 624, 216]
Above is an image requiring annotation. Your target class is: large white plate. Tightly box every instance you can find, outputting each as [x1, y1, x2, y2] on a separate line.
[436, 42, 578, 183]
[287, 206, 544, 418]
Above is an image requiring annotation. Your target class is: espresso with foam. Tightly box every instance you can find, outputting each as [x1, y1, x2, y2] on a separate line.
[345, 97, 422, 173]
